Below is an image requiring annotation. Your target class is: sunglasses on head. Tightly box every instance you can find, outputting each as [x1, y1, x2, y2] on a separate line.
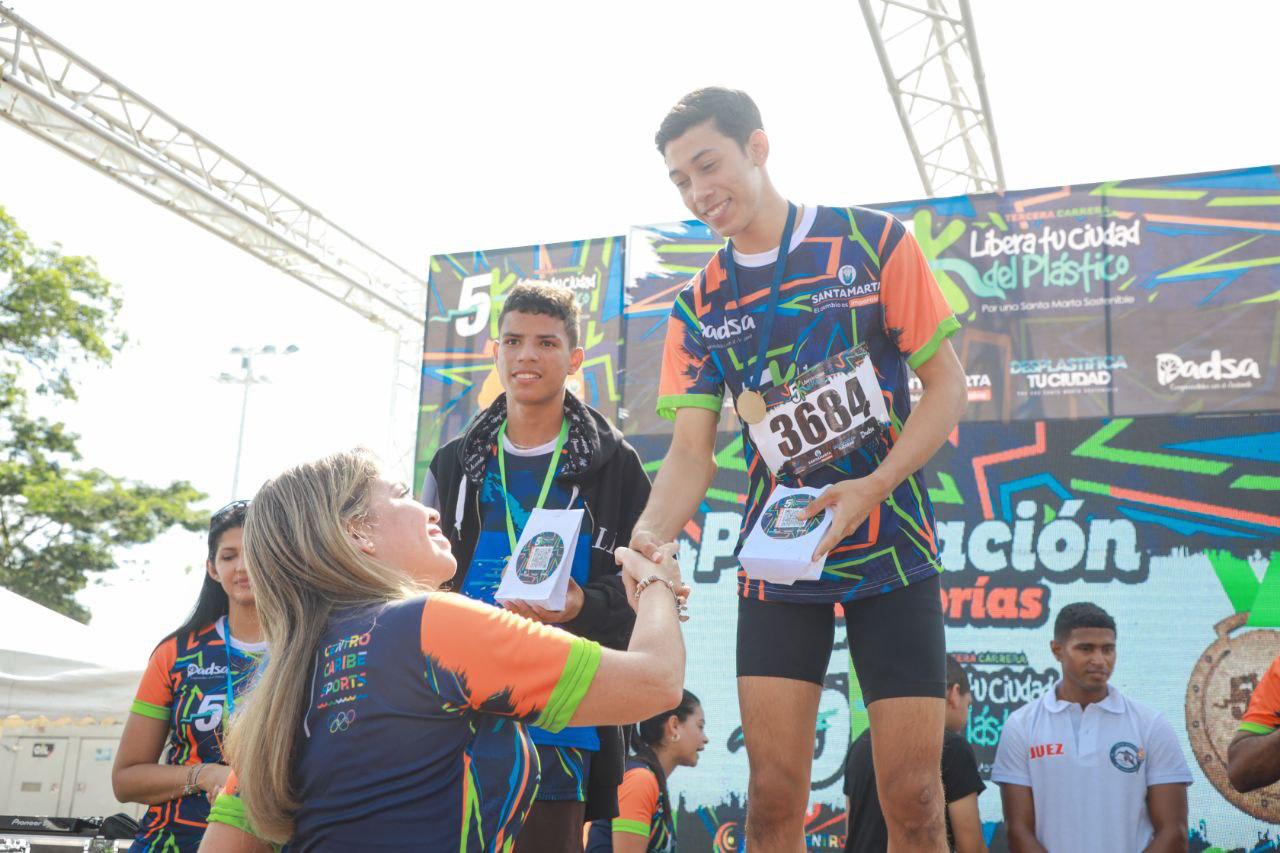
[210, 499, 250, 528]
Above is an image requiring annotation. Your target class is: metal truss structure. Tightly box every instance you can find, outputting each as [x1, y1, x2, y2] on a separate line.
[859, 0, 1005, 197]
[0, 5, 426, 475]
[0, 2, 1008, 477]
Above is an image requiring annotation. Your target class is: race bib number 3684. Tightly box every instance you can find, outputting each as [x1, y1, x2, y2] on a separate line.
[747, 345, 889, 481]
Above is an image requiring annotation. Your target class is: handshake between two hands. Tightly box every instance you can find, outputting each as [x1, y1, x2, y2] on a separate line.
[500, 534, 691, 624]
[614, 533, 692, 613]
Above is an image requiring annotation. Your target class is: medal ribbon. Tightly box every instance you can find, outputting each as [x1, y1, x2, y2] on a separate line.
[497, 419, 569, 553]
[721, 201, 798, 393]
[1208, 549, 1280, 627]
[219, 615, 236, 730]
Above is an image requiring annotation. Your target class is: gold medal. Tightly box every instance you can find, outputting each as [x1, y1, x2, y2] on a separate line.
[736, 389, 767, 424]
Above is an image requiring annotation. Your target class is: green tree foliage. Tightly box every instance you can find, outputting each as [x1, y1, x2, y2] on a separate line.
[0, 205, 205, 621]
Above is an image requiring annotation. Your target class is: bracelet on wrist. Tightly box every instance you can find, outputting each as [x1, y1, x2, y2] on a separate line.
[181, 764, 202, 797]
[633, 575, 689, 622]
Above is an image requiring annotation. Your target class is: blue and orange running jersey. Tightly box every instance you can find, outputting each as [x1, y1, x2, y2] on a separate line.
[129, 618, 265, 852]
[284, 592, 600, 851]
[657, 205, 959, 605]
[584, 759, 674, 853]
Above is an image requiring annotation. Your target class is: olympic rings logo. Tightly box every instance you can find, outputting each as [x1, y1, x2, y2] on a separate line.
[328, 709, 357, 734]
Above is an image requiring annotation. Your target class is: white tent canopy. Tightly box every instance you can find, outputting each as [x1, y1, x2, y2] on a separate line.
[0, 588, 140, 721]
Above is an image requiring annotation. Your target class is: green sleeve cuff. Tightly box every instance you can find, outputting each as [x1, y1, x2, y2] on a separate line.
[1238, 721, 1277, 735]
[208, 793, 281, 852]
[130, 699, 170, 720]
[612, 818, 651, 838]
[656, 393, 723, 422]
[906, 315, 961, 370]
[207, 791, 251, 833]
[533, 637, 602, 733]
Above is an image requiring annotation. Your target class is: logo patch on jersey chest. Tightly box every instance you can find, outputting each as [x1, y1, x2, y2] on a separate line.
[1110, 741, 1144, 773]
[811, 279, 881, 313]
[700, 315, 756, 346]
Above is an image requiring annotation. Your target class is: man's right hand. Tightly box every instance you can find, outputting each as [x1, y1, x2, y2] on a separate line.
[627, 527, 668, 562]
[614, 544, 691, 610]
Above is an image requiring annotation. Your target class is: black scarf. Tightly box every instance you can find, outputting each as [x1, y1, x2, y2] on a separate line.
[460, 392, 596, 485]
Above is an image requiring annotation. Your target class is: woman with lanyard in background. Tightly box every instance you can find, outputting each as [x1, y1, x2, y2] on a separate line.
[585, 691, 708, 853]
[113, 500, 266, 852]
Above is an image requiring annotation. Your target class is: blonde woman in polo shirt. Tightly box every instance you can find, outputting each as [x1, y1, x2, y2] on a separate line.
[992, 603, 1191, 853]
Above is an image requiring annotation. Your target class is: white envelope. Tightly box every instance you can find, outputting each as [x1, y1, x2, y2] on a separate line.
[495, 508, 583, 611]
[738, 485, 833, 586]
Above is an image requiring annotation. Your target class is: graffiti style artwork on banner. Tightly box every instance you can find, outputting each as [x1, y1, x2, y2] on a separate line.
[627, 164, 1280, 425]
[416, 236, 626, 482]
[658, 413, 1280, 851]
[878, 165, 1280, 422]
[929, 414, 1280, 840]
[418, 165, 1280, 851]
[623, 219, 724, 437]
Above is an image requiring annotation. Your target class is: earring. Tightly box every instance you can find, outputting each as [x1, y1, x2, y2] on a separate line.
[672, 733, 680, 742]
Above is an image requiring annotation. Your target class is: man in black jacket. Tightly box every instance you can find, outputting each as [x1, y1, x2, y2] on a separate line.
[423, 281, 649, 852]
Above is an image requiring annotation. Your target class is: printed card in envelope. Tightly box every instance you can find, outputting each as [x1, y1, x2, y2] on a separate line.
[738, 485, 833, 585]
[496, 508, 583, 611]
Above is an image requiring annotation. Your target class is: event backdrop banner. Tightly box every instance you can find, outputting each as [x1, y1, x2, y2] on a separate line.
[418, 165, 1280, 851]
[624, 164, 1280, 426]
[655, 412, 1280, 851]
[416, 236, 627, 484]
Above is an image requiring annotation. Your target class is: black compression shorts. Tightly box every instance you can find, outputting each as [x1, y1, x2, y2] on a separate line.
[736, 574, 946, 704]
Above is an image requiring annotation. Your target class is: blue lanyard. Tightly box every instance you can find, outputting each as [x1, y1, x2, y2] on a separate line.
[720, 202, 798, 391]
[220, 616, 236, 722]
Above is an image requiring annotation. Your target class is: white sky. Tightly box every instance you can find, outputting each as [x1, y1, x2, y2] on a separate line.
[1, 0, 1277, 659]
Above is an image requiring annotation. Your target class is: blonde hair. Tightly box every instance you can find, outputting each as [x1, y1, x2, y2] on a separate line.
[225, 448, 426, 842]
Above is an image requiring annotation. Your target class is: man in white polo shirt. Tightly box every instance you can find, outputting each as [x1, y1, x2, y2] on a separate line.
[992, 602, 1191, 852]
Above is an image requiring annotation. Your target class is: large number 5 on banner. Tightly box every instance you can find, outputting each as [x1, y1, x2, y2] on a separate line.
[455, 273, 491, 337]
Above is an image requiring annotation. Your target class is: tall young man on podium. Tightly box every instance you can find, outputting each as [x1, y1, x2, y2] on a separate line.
[630, 88, 967, 851]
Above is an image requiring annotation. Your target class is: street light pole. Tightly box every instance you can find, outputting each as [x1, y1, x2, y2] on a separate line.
[217, 344, 299, 500]
[231, 372, 252, 498]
